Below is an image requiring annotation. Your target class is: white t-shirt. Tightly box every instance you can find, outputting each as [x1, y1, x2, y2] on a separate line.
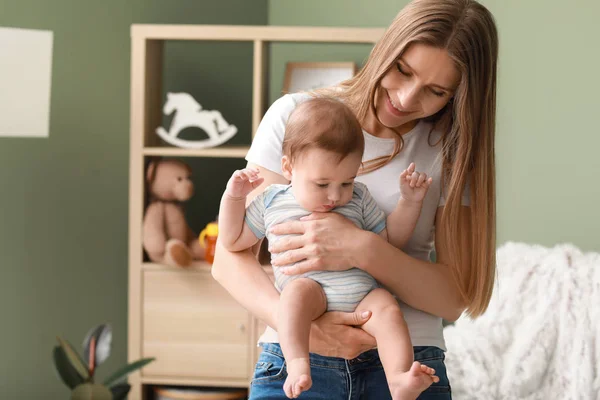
[246, 92, 469, 351]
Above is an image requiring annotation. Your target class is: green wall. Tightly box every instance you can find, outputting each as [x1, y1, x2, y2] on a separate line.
[269, 0, 600, 252]
[0, 0, 598, 398]
[0, 1, 266, 398]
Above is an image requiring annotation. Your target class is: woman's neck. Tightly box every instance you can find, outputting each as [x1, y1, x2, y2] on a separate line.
[362, 108, 418, 138]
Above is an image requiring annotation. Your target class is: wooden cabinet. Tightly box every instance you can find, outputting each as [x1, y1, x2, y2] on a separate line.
[142, 268, 251, 381]
[127, 24, 384, 400]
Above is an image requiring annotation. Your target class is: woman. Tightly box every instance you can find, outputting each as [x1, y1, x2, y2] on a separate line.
[212, 0, 498, 398]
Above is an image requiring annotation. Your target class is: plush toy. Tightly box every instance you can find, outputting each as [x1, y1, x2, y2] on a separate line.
[142, 159, 204, 267]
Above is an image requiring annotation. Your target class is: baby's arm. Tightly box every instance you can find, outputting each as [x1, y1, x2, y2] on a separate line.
[386, 163, 432, 249]
[218, 168, 264, 252]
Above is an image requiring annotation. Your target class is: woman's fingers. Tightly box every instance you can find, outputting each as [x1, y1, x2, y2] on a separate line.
[269, 235, 305, 254]
[299, 212, 328, 221]
[310, 311, 377, 358]
[271, 247, 308, 266]
[274, 256, 315, 272]
[278, 261, 319, 275]
[328, 310, 372, 326]
[269, 219, 307, 236]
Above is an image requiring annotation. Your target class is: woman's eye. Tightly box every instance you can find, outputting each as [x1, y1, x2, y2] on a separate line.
[342, 182, 353, 187]
[316, 183, 328, 188]
[430, 88, 445, 97]
[396, 63, 409, 76]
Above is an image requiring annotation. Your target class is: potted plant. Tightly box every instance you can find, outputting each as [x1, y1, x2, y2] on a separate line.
[53, 323, 155, 400]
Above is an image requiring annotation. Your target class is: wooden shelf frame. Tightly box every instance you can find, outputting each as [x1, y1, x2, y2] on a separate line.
[142, 146, 250, 159]
[132, 24, 385, 159]
[128, 24, 385, 400]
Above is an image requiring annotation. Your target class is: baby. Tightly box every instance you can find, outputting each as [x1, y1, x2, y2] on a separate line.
[219, 97, 438, 399]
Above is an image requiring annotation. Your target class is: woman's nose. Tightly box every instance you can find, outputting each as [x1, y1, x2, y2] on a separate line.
[396, 82, 419, 110]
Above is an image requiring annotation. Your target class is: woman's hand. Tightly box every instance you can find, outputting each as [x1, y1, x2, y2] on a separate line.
[269, 212, 365, 275]
[309, 310, 376, 359]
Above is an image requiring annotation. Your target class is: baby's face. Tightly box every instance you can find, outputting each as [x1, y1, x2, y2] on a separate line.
[284, 148, 362, 212]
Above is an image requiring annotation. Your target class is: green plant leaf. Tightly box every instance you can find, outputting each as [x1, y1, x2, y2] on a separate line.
[57, 337, 89, 380]
[103, 358, 155, 386]
[110, 383, 131, 400]
[83, 324, 112, 367]
[71, 383, 112, 400]
[52, 346, 85, 389]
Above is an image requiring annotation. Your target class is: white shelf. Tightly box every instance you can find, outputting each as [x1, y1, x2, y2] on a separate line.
[143, 146, 249, 159]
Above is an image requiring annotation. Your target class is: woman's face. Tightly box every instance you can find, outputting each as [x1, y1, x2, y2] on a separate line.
[374, 43, 460, 133]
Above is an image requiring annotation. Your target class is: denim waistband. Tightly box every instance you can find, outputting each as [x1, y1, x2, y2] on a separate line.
[261, 343, 382, 368]
[259, 343, 445, 369]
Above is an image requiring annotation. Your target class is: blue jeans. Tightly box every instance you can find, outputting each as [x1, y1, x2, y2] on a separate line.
[249, 343, 451, 399]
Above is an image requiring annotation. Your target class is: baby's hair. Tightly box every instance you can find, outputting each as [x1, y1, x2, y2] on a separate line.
[282, 96, 364, 164]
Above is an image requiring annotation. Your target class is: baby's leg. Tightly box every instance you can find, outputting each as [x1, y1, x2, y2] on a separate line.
[358, 289, 438, 400]
[278, 278, 327, 399]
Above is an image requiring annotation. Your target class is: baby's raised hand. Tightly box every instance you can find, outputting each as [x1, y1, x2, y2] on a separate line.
[400, 162, 433, 203]
[225, 168, 264, 199]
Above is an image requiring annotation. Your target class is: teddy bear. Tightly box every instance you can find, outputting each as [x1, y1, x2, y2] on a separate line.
[142, 159, 204, 267]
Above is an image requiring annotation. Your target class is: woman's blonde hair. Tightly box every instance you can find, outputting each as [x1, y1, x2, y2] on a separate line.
[326, 0, 498, 317]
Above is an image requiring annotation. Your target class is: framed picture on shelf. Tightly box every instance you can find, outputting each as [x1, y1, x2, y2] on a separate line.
[282, 61, 357, 93]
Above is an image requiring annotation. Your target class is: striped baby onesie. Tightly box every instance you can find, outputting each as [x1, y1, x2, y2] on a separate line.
[245, 182, 386, 312]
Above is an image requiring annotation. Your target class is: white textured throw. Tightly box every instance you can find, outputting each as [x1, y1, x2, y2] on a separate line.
[444, 242, 600, 400]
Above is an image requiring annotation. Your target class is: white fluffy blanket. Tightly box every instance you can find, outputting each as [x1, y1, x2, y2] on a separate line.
[443, 242, 600, 400]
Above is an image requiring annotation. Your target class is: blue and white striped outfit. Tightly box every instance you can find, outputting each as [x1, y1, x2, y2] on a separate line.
[245, 182, 386, 312]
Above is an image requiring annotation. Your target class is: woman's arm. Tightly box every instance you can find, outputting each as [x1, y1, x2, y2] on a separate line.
[358, 206, 469, 322]
[270, 206, 471, 322]
[212, 163, 287, 328]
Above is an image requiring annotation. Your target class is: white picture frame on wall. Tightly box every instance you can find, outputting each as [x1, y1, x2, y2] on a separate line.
[282, 61, 357, 94]
[0, 27, 53, 138]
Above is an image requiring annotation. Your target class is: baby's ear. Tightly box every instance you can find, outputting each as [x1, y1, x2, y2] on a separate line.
[281, 156, 293, 181]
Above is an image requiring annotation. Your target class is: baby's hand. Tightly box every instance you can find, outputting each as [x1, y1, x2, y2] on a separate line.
[225, 168, 264, 199]
[399, 162, 433, 203]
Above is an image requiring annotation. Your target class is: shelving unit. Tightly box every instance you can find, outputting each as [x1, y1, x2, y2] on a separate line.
[142, 146, 250, 159]
[128, 24, 384, 400]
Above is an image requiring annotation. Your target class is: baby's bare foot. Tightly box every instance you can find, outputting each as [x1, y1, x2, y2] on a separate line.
[389, 361, 439, 400]
[283, 358, 312, 399]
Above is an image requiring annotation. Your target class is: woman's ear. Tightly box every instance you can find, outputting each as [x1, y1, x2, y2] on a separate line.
[281, 156, 293, 181]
